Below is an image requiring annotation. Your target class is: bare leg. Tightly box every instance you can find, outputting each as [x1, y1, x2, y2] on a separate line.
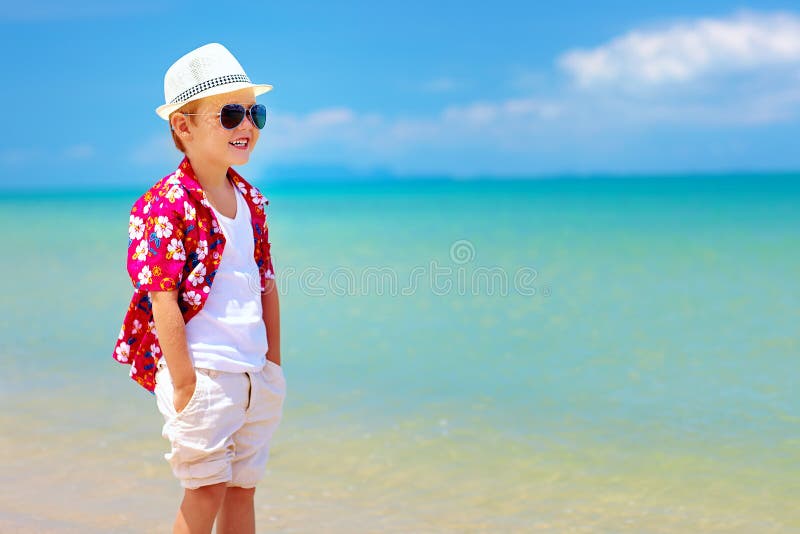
[216, 486, 256, 534]
[173, 482, 227, 534]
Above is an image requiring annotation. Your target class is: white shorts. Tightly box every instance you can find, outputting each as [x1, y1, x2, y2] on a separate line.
[153, 359, 287, 489]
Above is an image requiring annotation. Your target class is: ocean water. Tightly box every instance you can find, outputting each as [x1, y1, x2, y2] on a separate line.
[0, 175, 798, 532]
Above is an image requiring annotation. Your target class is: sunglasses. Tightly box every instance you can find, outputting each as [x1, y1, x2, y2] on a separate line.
[182, 103, 268, 130]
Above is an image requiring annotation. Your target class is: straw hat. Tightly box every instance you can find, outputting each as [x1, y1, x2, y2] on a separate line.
[155, 42, 272, 120]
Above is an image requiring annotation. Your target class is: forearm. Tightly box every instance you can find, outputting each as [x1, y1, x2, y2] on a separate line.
[261, 278, 281, 365]
[149, 290, 195, 388]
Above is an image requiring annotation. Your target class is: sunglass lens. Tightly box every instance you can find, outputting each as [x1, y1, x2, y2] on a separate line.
[251, 104, 267, 129]
[220, 104, 246, 129]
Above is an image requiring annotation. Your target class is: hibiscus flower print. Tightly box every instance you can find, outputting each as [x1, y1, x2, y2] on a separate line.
[196, 240, 208, 260]
[143, 202, 152, 214]
[188, 263, 207, 286]
[150, 343, 161, 358]
[154, 216, 173, 239]
[132, 240, 148, 261]
[183, 201, 196, 221]
[250, 188, 266, 206]
[183, 291, 202, 307]
[115, 342, 130, 363]
[138, 265, 152, 286]
[129, 215, 145, 240]
[132, 319, 142, 334]
[236, 181, 248, 196]
[167, 238, 186, 261]
[166, 184, 184, 203]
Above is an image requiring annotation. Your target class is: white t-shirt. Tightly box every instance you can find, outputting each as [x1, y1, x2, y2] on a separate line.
[185, 185, 268, 372]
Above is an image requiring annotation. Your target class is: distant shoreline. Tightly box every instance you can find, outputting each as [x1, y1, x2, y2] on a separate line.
[2, 171, 800, 199]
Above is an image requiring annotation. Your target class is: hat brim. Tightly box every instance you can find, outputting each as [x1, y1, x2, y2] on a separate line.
[155, 83, 273, 120]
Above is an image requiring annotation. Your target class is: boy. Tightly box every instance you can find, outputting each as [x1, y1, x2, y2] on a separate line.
[112, 43, 286, 534]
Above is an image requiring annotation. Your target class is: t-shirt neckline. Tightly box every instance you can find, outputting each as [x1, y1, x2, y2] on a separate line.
[211, 185, 242, 222]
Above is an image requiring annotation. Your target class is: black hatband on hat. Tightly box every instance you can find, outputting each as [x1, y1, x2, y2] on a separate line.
[169, 74, 252, 105]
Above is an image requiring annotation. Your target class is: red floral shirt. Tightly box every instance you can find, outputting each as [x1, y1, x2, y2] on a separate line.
[112, 156, 275, 393]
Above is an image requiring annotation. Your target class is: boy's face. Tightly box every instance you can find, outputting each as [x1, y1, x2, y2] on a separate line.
[178, 87, 260, 169]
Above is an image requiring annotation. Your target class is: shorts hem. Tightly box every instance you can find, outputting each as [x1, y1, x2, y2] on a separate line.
[180, 475, 232, 490]
[226, 481, 258, 489]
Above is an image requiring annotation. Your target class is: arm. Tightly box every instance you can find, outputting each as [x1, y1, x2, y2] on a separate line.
[150, 289, 196, 411]
[261, 278, 281, 366]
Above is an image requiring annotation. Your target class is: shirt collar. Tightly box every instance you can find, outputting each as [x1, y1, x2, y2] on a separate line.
[175, 156, 265, 214]
[176, 156, 248, 201]
[176, 156, 205, 203]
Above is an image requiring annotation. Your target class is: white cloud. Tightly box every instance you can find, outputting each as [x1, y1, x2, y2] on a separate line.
[261, 98, 561, 154]
[121, 98, 563, 178]
[130, 75, 800, 178]
[240, 97, 566, 177]
[443, 98, 562, 123]
[124, 10, 800, 178]
[559, 11, 800, 88]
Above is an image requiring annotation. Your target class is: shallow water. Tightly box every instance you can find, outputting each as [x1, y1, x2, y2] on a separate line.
[1, 175, 798, 532]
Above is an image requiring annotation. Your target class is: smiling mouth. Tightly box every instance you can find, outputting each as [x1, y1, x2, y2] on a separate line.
[229, 138, 249, 149]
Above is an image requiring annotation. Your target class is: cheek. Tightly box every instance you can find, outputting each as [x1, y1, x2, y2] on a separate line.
[207, 128, 229, 147]
[194, 123, 220, 146]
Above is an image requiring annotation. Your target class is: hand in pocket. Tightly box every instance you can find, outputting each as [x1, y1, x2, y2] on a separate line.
[173, 379, 197, 414]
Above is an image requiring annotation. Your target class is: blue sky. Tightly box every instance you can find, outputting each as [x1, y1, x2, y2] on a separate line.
[2, 0, 800, 188]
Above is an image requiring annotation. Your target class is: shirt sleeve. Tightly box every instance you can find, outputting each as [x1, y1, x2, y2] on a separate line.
[260, 202, 276, 288]
[127, 196, 186, 292]
[263, 230, 275, 280]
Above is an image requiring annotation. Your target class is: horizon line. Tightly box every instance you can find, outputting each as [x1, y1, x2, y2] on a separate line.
[2, 169, 799, 198]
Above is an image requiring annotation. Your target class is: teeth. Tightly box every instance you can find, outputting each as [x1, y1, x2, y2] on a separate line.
[230, 140, 248, 146]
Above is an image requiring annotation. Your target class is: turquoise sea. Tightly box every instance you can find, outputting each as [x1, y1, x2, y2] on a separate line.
[0, 174, 798, 532]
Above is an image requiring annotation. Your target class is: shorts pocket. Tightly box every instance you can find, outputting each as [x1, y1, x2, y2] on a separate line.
[264, 359, 286, 395]
[176, 373, 206, 419]
[155, 367, 207, 420]
[265, 359, 284, 376]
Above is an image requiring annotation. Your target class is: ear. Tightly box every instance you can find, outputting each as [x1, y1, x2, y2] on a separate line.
[170, 113, 193, 142]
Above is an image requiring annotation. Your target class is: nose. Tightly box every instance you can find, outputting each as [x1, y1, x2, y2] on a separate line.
[236, 119, 253, 132]
[238, 110, 257, 132]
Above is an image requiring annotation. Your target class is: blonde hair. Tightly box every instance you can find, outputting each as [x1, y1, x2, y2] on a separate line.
[169, 99, 201, 153]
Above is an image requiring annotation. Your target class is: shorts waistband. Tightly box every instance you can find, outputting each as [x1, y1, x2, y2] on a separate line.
[155, 358, 265, 378]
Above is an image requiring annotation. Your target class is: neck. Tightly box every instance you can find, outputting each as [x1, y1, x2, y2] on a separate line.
[185, 154, 230, 190]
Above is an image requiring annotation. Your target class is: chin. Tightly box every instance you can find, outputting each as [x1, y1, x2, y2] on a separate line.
[228, 151, 251, 166]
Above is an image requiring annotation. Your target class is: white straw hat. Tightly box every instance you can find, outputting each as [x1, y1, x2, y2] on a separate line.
[155, 42, 273, 120]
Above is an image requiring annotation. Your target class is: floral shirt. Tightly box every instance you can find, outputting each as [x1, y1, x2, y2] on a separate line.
[112, 156, 275, 393]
